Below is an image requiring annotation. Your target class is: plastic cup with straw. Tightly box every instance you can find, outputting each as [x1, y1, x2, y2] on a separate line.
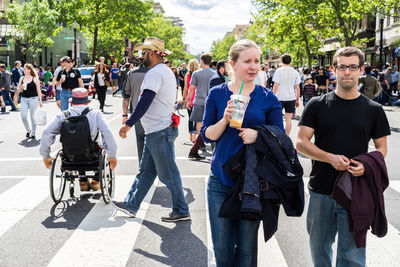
[229, 81, 250, 128]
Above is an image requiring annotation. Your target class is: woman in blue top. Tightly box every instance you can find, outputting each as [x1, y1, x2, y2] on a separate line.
[200, 39, 284, 266]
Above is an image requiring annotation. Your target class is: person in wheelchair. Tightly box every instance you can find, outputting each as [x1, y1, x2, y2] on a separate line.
[40, 88, 117, 191]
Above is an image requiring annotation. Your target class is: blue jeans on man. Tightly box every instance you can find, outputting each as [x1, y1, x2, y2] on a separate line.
[2, 89, 17, 110]
[207, 175, 259, 267]
[60, 89, 72, 111]
[307, 191, 366, 267]
[123, 126, 189, 216]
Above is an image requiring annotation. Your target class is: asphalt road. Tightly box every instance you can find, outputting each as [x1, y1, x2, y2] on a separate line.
[0, 89, 399, 267]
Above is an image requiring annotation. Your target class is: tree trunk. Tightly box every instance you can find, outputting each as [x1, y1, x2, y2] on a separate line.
[91, 26, 98, 64]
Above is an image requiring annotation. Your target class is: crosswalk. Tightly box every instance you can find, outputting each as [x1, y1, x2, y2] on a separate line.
[1, 175, 400, 267]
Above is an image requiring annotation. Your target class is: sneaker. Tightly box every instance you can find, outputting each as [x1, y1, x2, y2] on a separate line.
[112, 201, 136, 217]
[90, 180, 100, 191]
[188, 151, 205, 160]
[161, 212, 191, 222]
[30, 135, 36, 140]
[26, 131, 31, 138]
[10, 108, 18, 112]
[1, 108, 5, 113]
[80, 181, 89, 191]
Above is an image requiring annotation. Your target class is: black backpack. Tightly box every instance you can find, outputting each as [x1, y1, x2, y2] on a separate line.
[60, 108, 98, 159]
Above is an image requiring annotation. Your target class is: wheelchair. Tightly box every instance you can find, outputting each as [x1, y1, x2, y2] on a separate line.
[49, 147, 115, 204]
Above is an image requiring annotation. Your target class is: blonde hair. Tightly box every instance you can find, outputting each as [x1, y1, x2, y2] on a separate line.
[229, 39, 260, 63]
[23, 63, 38, 78]
[188, 59, 199, 76]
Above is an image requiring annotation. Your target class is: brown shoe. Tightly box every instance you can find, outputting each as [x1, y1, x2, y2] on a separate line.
[80, 181, 89, 191]
[90, 180, 100, 191]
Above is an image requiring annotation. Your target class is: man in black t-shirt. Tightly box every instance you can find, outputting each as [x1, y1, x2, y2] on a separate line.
[56, 57, 84, 111]
[296, 47, 390, 267]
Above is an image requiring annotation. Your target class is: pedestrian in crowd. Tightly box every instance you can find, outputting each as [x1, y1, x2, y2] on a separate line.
[52, 57, 67, 109]
[390, 66, 399, 96]
[302, 77, 317, 106]
[113, 63, 130, 97]
[327, 65, 337, 92]
[12, 61, 23, 108]
[113, 37, 190, 222]
[178, 62, 187, 95]
[0, 92, 5, 112]
[39, 88, 117, 191]
[93, 63, 110, 112]
[122, 57, 149, 164]
[210, 60, 217, 71]
[182, 59, 200, 143]
[272, 53, 300, 136]
[186, 53, 215, 160]
[200, 39, 284, 266]
[165, 60, 171, 68]
[255, 64, 268, 87]
[385, 67, 392, 96]
[267, 65, 276, 89]
[16, 63, 43, 139]
[37, 67, 45, 81]
[209, 60, 227, 89]
[0, 64, 17, 112]
[171, 66, 180, 91]
[296, 47, 390, 267]
[313, 67, 329, 95]
[379, 70, 391, 105]
[109, 62, 119, 95]
[359, 65, 382, 100]
[42, 66, 53, 88]
[56, 57, 84, 111]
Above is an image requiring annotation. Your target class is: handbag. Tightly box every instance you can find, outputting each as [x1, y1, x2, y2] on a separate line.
[35, 108, 47, 126]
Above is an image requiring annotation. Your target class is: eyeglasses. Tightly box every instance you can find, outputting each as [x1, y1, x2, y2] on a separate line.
[336, 64, 360, 72]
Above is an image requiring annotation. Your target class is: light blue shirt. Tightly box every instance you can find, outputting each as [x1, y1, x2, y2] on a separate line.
[40, 105, 117, 159]
[391, 70, 399, 83]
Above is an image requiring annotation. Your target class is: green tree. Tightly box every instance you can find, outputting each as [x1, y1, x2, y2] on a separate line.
[210, 34, 236, 60]
[144, 15, 187, 63]
[6, 0, 62, 62]
[56, 0, 153, 63]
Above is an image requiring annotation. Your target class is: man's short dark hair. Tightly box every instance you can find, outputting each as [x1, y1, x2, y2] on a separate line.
[210, 60, 217, 68]
[333, 47, 364, 67]
[201, 53, 212, 65]
[281, 53, 291, 65]
[216, 60, 226, 71]
[365, 65, 372, 74]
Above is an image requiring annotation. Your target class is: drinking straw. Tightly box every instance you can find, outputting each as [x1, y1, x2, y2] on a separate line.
[239, 81, 244, 95]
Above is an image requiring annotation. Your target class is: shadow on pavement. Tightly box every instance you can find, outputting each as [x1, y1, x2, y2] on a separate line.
[134, 220, 207, 267]
[150, 186, 195, 208]
[18, 138, 41, 147]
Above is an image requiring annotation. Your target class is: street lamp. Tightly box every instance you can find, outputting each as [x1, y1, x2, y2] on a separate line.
[72, 21, 78, 66]
[379, 17, 384, 69]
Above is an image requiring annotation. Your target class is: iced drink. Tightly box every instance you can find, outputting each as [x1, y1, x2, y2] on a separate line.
[229, 95, 250, 128]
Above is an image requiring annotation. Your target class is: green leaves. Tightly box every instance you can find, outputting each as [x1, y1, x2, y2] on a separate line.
[210, 34, 236, 60]
[6, 0, 62, 61]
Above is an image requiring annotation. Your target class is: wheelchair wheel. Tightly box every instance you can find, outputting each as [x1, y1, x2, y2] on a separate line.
[99, 151, 115, 204]
[50, 150, 66, 204]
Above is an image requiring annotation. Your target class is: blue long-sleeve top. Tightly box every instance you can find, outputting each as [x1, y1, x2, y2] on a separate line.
[200, 83, 284, 187]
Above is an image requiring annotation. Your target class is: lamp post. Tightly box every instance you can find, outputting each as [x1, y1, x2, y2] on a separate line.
[72, 21, 78, 66]
[379, 17, 384, 69]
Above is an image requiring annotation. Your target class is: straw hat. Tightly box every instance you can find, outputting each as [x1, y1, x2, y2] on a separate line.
[134, 37, 172, 56]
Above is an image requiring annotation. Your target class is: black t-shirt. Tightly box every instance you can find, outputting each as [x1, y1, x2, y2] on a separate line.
[57, 68, 81, 90]
[299, 91, 391, 195]
[314, 74, 329, 86]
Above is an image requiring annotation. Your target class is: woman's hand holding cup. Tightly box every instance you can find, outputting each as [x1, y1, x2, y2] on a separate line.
[223, 99, 236, 124]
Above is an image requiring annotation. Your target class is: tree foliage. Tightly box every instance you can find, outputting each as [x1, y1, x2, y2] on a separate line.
[56, 0, 154, 63]
[210, 34, 236, 61]
[6, 0, 62, 62]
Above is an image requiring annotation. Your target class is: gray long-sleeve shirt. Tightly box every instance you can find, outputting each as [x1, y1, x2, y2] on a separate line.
[39, 105, 117, 159]
[0, 70, 11, 91]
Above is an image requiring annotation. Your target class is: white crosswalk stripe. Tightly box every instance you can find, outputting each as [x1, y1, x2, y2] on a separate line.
[0, 176, 399, 266]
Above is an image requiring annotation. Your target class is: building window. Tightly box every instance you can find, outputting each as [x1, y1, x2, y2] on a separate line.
[387, 15, 391, 27]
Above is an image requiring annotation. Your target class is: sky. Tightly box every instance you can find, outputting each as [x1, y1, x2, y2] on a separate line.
[157, 0, 254, 55]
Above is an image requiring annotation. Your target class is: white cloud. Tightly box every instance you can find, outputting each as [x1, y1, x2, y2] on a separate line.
[157, 0, 253, 55]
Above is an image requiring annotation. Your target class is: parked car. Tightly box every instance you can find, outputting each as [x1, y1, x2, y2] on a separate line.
[78, 66, 95, 89]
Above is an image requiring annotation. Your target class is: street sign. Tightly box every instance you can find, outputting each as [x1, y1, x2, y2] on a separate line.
[64, 36, 74, 40]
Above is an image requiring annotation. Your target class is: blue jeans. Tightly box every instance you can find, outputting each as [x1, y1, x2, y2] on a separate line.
[2, 89, 16, 110]
[207, 175, 259, 267]
[307, 191, 366, 267]
[20, 97, 38, 135]
[60, 89, 72, 111]
[124, 126, 189, 215]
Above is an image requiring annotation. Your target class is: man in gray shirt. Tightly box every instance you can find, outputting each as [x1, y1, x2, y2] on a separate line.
[122, 59, 149, 163]
[186, 53, 215, 160]
[0, 64, 17, 112]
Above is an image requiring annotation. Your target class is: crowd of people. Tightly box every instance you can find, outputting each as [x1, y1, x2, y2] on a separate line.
[1, 35, 396, 267]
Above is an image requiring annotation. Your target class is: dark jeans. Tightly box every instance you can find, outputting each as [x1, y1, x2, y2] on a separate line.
[134, 120, 145, 164]
[96, 86, 107, 110]
[390, 81, 398, 95]
[2, 89, 16, 110]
